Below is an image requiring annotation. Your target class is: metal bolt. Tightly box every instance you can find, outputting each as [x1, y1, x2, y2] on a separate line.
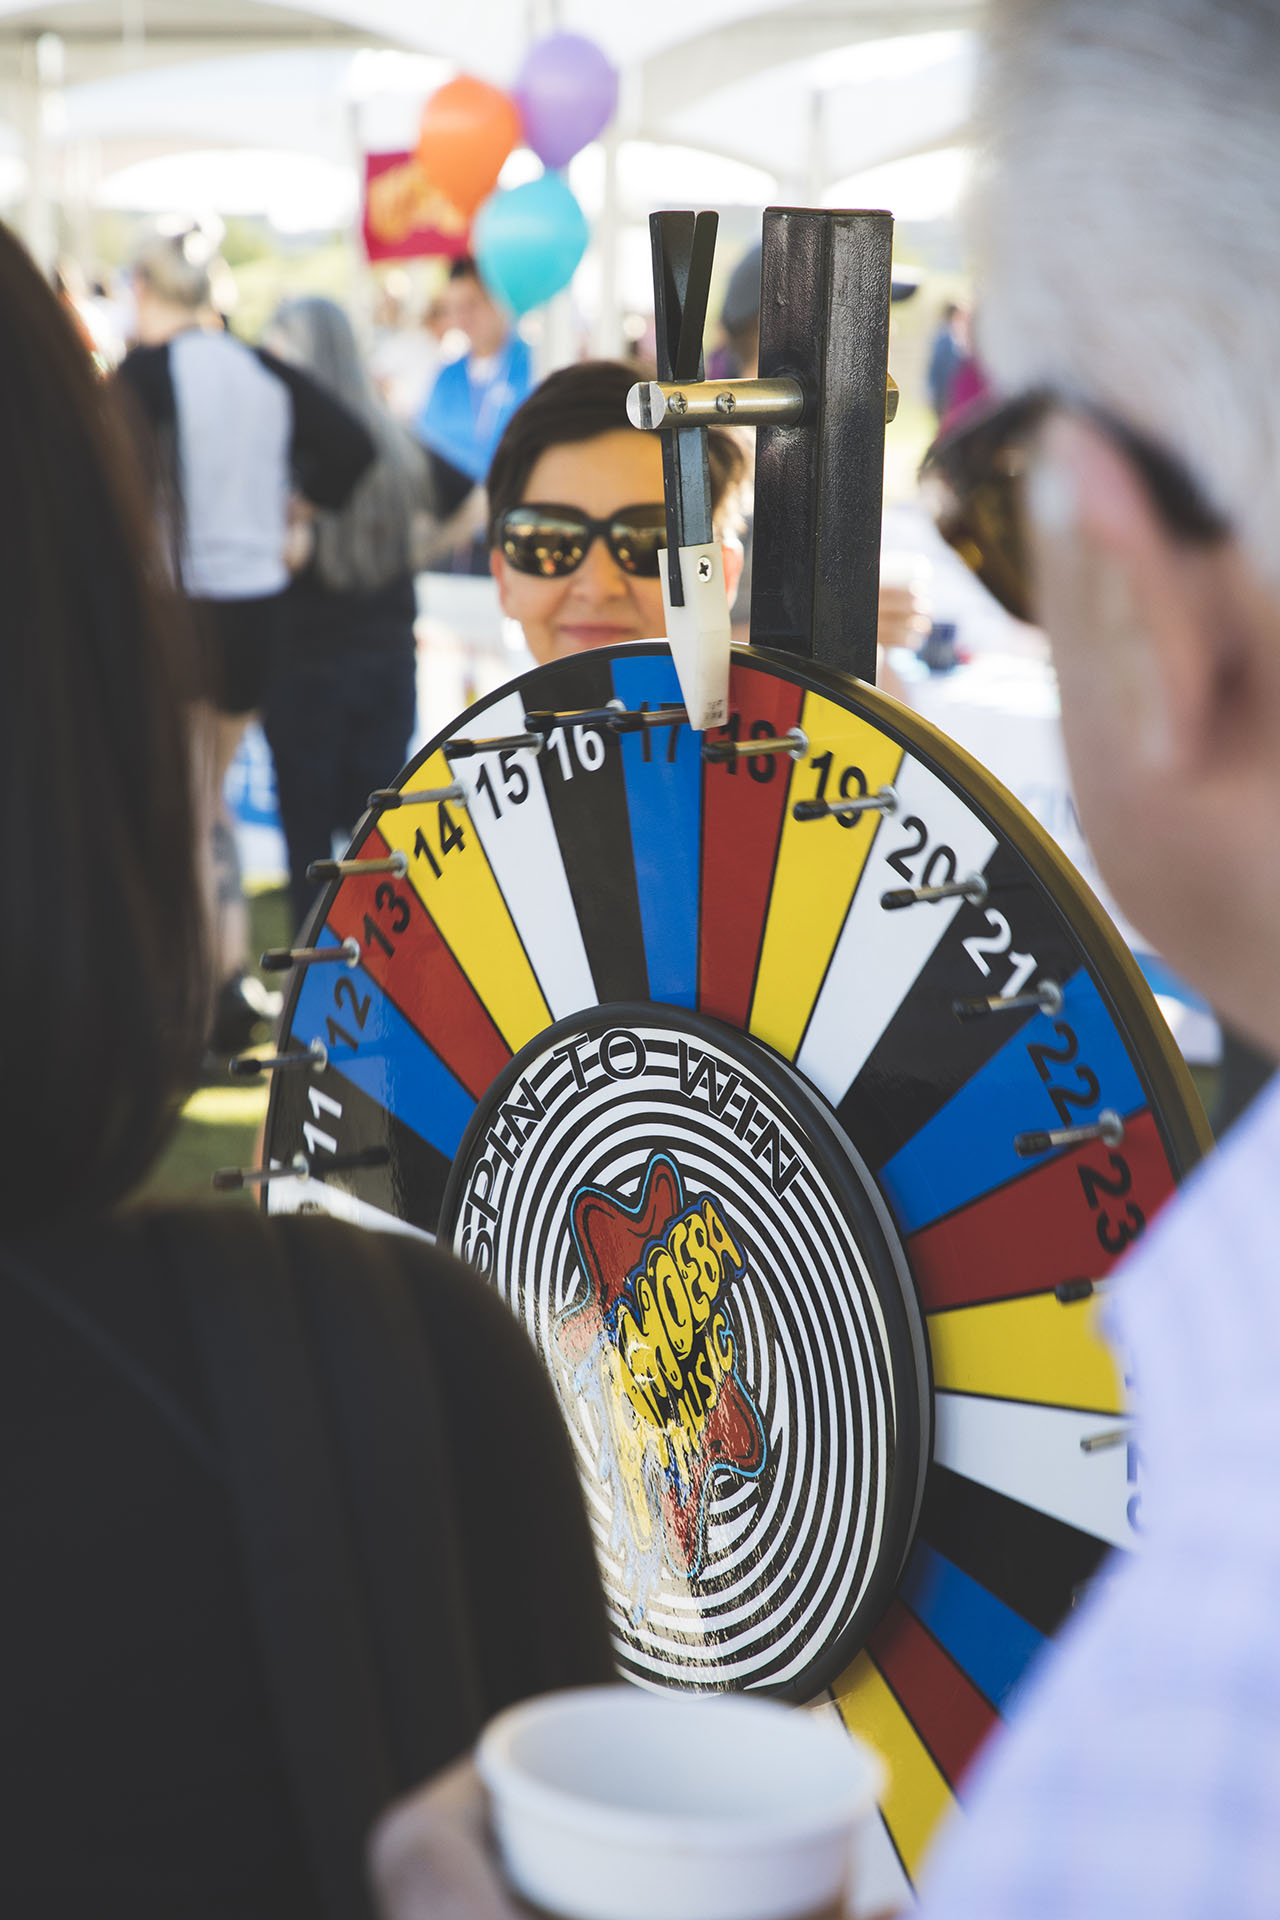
[881, 873, 988, 912]
[696, 555, 714, 582]
[668, 390, 688, 414]
[715, 390, 736, 415]
[1014, 1109, 1125, 1160]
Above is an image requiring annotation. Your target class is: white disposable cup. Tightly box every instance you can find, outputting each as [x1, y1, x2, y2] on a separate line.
[476, 1684, 884, 1920]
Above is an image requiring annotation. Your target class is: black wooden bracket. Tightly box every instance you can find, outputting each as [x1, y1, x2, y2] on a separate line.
[748, 207, 894, 683]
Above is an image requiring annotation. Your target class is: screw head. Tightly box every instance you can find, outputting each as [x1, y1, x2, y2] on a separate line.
[668, 390, 688, 414]
[696, 555, 714, 582]
[715, 391, 736, 414]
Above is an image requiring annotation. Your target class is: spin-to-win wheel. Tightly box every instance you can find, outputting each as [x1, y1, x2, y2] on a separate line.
[262, 641, 1207, 1906]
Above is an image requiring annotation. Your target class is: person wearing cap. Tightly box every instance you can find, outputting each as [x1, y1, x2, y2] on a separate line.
[718, 241, 766, 382]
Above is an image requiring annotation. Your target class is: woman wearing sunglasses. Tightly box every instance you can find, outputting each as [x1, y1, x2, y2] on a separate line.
[486, 360, 746, 665]
[486, 360, 922, 687]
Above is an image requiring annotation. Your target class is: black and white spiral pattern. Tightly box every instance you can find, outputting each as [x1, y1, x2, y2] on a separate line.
[448, 1020, 917, 1694]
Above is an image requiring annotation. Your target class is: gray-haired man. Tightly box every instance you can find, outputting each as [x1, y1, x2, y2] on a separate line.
[910, 3, 1280, 1910]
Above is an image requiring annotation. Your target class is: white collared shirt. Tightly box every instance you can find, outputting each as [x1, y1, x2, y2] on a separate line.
[918, 1074, 1280, 1918]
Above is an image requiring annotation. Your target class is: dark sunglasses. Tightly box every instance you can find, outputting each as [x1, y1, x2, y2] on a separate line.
[920, 390, 1231, 624]
[494, 502, 668, 580]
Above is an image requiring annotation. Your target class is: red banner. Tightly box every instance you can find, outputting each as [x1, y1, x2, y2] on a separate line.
[361, 151, 471, 263]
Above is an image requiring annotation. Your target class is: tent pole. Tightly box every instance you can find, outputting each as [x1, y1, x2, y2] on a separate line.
[591, 120, 622, 359]
[17, 32, 62, 278]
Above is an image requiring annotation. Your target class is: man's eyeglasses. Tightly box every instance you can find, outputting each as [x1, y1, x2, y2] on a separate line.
[494, 503, 668, 580]
[920, 390, 1231, 624]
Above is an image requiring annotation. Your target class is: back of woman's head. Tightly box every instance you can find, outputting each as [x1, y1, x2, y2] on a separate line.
[271, 294, 426, 594]
[0, 222, 208, 1226]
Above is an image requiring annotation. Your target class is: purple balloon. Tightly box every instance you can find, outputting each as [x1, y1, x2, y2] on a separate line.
[513, 32, 619, 170]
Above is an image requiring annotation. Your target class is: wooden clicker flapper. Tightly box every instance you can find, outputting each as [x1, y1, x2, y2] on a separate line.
[627, 206, 897, 724]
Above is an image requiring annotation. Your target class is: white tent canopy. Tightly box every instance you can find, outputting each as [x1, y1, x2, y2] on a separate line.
[663, 30, 975, 192]
[0, 0, 980, 322]
[0, 0, 980, 167]
[0, 1, 976, 85]
[37, 32, 974, 194]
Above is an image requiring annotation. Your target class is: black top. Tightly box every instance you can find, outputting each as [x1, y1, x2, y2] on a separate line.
[285, 567, 418, 656]
[0, 1206, 612, 1917]
[117, 340, 376, 513]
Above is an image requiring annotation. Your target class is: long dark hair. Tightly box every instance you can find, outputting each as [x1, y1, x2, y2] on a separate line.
[0, 221, 208, 1224]
[270, 296, 427, 594]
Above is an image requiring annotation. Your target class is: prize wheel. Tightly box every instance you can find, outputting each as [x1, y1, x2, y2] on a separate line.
[262, 642, 1208, 1903]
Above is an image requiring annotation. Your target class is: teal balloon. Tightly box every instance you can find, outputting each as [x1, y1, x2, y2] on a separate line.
[474, 173, 589, 316]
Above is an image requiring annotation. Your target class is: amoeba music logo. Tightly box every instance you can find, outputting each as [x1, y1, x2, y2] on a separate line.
[556, 1152, 767, 1607]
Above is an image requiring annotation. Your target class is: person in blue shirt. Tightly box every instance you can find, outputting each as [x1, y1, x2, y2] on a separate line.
[926, 302, 967, 421]
[414, 256, 532, 530]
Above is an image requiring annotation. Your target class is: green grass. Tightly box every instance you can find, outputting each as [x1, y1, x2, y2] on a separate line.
[144, 1083, 272, 1208]
[139, 884, 293, 1208]
[1188, 1062, 1220, 1133]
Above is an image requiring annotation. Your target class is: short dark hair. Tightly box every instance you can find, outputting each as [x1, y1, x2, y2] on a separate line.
[0, 221, 208, 1224]
[486, 360, 745, 541]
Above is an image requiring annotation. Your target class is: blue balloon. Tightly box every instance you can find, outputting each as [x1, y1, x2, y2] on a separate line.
[474, 172, 589, 317]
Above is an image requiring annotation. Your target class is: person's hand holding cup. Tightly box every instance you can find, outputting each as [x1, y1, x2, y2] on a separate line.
[371, 1686, 888, 1920]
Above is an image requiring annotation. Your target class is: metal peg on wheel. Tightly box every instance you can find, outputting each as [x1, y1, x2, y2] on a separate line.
[704, 727, 808, 765]
[794, 785, 898, 823]
[228, 1038, 328, 1079]
[307, 850, 407, 883]
[1014, 1109, 1125, 1158]
[260, 935, 360, 973]
[367, 782, 466, 811]
[881, 873, 988, 911]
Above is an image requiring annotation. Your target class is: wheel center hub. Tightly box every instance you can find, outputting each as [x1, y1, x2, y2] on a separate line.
[440, 1004, 929, 1698]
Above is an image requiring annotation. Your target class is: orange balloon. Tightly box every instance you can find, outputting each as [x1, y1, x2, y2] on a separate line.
[416, 75, 522, 221]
